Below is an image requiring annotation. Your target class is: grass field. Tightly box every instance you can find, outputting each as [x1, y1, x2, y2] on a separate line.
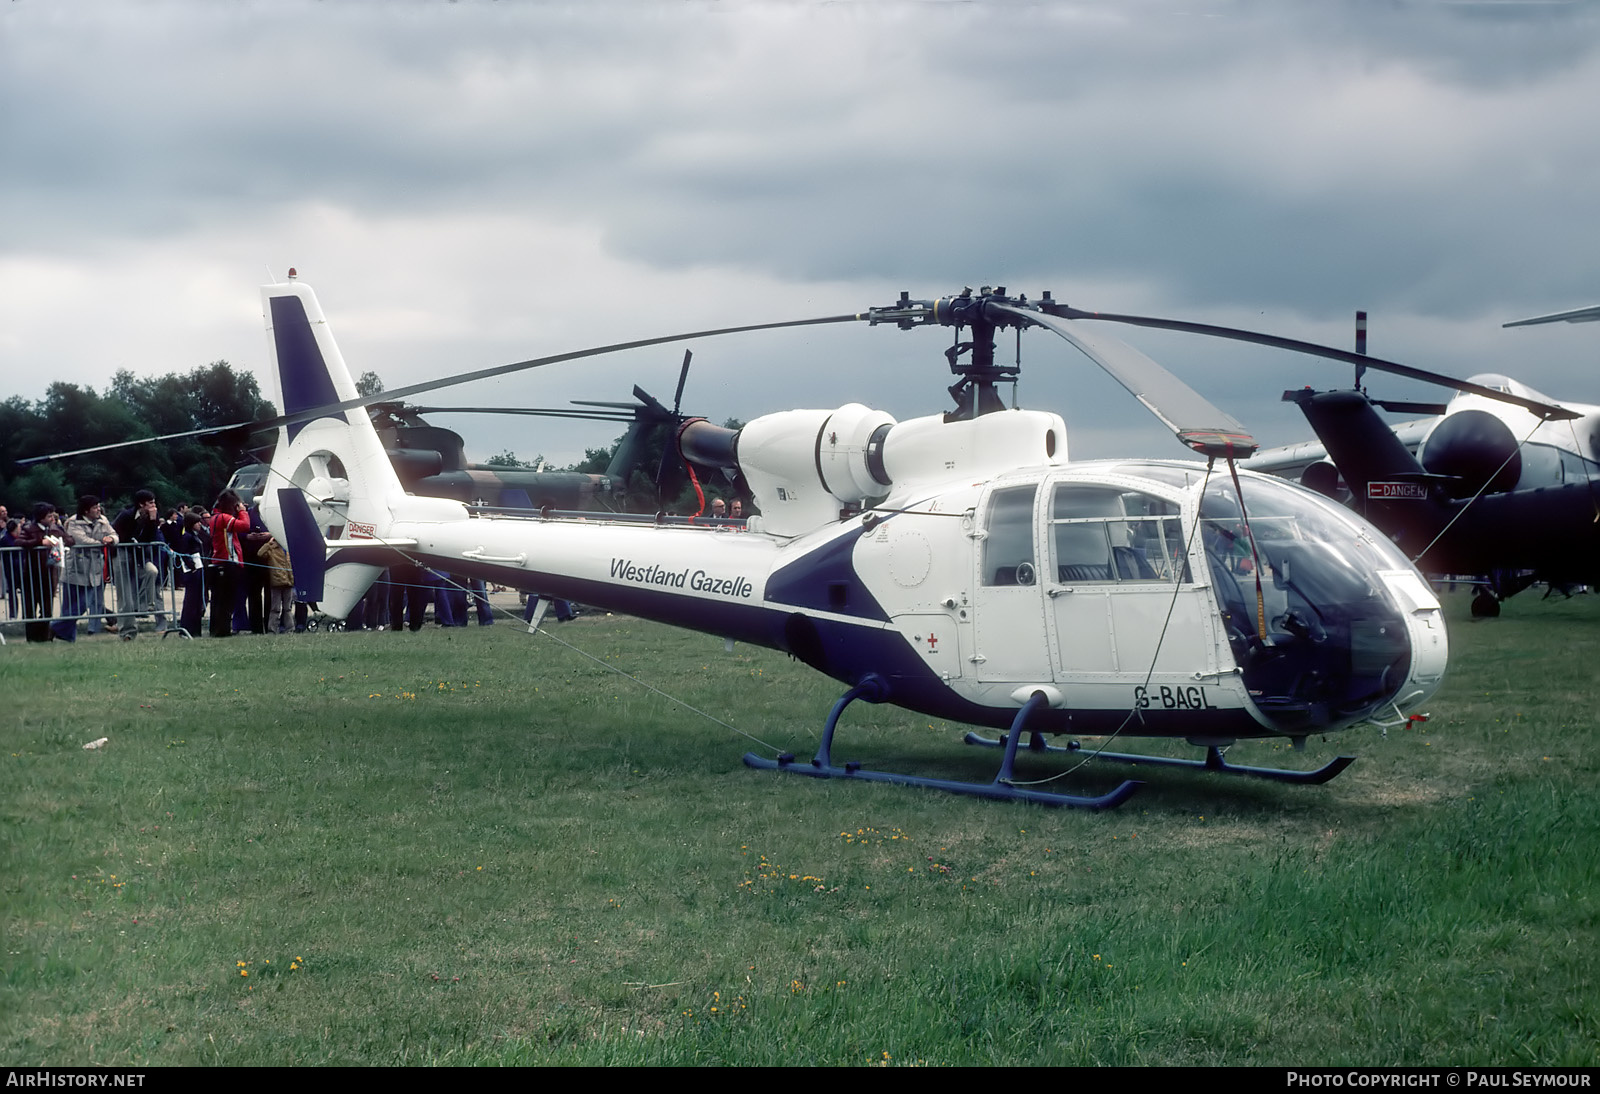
[2, 592, 1597, 1066]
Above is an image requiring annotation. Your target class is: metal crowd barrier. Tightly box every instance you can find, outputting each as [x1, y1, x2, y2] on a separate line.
[1, 542, 501, 643]
[0, 540, 190, 643]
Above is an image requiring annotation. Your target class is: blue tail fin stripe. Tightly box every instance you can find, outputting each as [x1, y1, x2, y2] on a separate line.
[270, 295, 345, 444]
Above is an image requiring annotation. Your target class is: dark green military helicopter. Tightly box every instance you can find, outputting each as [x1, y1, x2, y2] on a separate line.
[229, 358, 719, 515]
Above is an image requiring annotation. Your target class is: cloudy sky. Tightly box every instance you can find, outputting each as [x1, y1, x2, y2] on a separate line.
[5, 0, 1600, 467]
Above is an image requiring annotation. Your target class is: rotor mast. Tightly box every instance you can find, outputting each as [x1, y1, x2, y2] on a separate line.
[866, 287, 1032, 421]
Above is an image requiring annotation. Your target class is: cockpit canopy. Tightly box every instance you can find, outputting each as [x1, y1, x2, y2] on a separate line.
[1199, 472, 1415, 730]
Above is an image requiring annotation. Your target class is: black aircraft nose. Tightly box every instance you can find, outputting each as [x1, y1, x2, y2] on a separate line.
[1420, 410, 1521, 499]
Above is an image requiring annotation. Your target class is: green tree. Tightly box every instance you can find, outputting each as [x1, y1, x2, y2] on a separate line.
[1, 361, 276, 513]
[568, 444, 616, 476]
[484, 450, 541, 469]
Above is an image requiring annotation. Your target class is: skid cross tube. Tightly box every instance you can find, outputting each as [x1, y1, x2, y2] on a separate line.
[744, 679, 1142, 810]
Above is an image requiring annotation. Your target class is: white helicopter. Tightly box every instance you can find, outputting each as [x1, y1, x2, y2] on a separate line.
[252, 273, 1453, 809]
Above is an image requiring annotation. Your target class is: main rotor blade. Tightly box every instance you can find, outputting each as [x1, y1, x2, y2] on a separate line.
[369, 313, 861, 408]
[990, 303, 1257, 459]
[19, 310, 864, 466]
[1504, 303, 1600, 327]
[1041, 304, 1581, 421]
[14, 421, 271, 465]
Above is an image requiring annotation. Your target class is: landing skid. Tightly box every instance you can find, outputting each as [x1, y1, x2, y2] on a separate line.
[962, 732, 1355, 785]
[744, 678, 1142, 810]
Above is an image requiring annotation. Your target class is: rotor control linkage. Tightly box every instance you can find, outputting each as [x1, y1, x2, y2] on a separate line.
[744, 676, 1142, 809]
[962, 732, 1356, 785]
[866, 287, 1034, 420]
[862, 288, 1260, 456]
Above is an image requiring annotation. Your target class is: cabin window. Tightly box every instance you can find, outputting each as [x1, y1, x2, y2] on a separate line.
[1050, 484, 1188, 584]
[1516, 443, 1559, 489]
[982, 485, 1039, 586]
[1560, 448, 1599, 483]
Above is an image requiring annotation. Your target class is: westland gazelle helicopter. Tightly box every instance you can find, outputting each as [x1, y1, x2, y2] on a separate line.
[251, 272, 1454, 810]
[1241, 310, 1600, 617]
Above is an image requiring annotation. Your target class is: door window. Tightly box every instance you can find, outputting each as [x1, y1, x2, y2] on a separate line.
[1051, 484, 1188, 584]
[982, 485, 1039, 586]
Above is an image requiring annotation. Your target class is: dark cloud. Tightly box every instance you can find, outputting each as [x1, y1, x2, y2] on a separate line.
[4, 0, 1600, 466]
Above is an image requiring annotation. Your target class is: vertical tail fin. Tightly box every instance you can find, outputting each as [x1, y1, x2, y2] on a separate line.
[256, 274, 408, 618]
[1283, 388, 1453, 560]
[1284, 388, 1430, 498]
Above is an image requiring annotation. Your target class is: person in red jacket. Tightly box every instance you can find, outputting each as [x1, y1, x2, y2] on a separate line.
[208, 490, 251, 638]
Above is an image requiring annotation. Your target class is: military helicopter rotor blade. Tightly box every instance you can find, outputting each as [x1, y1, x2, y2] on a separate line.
[570, 393, 680, 424]
[628, 387, 675, 420]
[1037, 303, 1582, 422]
[405, 405, 637, 422]
[19, 310, 866, 466]
[671, 350, 692, 418]
[1369, 399, 1450, 416]
[988, 301, 1259, 459]
[572, 399, 652, 411]
[655, 351, 695, 508]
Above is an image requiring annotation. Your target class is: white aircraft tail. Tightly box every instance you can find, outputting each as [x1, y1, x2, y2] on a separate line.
[256, 273, 450, 618]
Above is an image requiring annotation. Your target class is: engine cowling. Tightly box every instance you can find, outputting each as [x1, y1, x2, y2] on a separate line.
[679, 404, 1067, 537]
[1419, 410, 1522, 498]
[730, 404, 896, 537]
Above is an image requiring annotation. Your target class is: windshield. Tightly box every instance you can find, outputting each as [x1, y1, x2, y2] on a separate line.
[1200, 474, 1413, 731]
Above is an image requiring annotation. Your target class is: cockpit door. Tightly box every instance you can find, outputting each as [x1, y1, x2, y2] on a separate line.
[1044, 482, 1224, 704]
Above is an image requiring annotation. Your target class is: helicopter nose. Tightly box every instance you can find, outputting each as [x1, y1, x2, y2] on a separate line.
[1377, 570, 1449, 713]
[1219, 549, 1447, 734]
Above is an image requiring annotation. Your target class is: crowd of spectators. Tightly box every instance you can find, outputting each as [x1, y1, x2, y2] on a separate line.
[2, 488, 506, 643]
[3, 489, 217, 642]
[3, 485, 759, 644]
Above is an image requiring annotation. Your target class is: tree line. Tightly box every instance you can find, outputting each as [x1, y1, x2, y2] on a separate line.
[4, 358, 749, 520]
[1, 362, 276, 516]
